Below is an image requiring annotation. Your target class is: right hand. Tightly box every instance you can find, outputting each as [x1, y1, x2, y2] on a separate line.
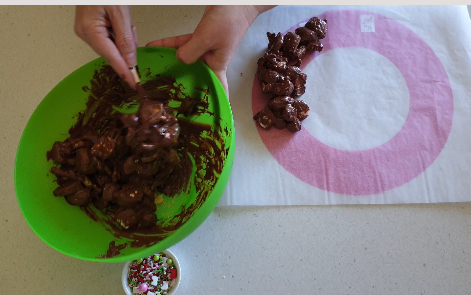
[146, 5, 275, 95]
[74, 5, 138, 88]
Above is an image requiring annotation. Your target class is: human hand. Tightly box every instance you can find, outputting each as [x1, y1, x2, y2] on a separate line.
[74, 5, 138, 88]
[146, 5, 274, 95]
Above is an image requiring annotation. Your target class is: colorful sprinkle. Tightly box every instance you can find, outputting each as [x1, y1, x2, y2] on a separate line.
[151, 276, 158, 286]
[127, 252, 177, 294]
[170, 269, 177, 280]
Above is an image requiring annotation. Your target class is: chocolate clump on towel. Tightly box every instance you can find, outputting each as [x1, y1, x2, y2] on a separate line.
[254, 17, 327, 132]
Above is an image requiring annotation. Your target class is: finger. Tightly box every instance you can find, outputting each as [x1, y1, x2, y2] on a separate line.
[213, 69, 229, 96]
[145, 34, 192, 49]
[176, 34, 214, 65]
[107, 6, 136, 67]
[131, 25, 139, 48]
[88, 33, 136, 88]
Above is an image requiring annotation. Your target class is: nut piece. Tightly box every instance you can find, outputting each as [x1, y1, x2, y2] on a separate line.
[47, 141, 71, 164]
[91, 136, 115, 159]
[115, 209, 139, 229]
[293, 100, 310, 121]
[254, 107, 275, 130]
[287, 117, 302, 132]
[139, 101, 164, 125]
[53, 180, 83, 196]
[268, 96, 294, 111]
[282, 104, 298, 122]
[102, 183, 119, 201]
[138, 208, 157, 228]
[120, 114, 139, 128]
[154, 193, 164, 205]
[75, 148, 98, 175]
[295, 27, 318, 43]
[267, 32, 283, 53]
[123, 156, 140, 175]
[66, 188, 91, 206]
[116, 184, 144, 208]
[282, 32, 301, 61]
[305, 17, 328, 39]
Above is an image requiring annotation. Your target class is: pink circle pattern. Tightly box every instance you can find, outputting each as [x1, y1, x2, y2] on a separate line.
[251, 10, 454, 195]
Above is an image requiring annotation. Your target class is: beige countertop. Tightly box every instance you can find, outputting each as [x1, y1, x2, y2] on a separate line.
[2, 5, 471, 294]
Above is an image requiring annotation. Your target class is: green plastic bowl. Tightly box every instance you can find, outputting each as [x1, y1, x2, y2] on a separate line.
[14, 47, 235, 262]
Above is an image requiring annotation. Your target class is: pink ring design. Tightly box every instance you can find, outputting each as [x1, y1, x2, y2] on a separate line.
[251, 10, 453, 195]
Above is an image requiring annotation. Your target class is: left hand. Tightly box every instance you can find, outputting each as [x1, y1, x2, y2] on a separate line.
[74, 5, 139, 88]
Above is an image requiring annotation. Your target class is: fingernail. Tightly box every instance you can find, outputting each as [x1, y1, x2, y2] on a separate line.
[132, 26, 139, 47]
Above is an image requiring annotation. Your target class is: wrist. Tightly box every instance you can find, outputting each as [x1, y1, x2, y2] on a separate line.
[241, 5, 276, 27]
[239, 5, 273, 28]
[253, 5, 276, 16]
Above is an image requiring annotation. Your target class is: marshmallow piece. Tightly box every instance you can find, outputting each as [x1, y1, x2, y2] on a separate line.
[161, 281, 169, 290]
[148, 292, 156, 295]
[151, 275, 158, 286]
[139, 283, 148, 293]
[132, 287, 140, 294]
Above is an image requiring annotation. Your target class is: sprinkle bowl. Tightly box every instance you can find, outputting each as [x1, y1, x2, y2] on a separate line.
[122, 249, 181, 295]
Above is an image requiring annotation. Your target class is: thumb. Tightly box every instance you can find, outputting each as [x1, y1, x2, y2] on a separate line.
[176, 34, 213, 65]
[213, 69, 229, 97]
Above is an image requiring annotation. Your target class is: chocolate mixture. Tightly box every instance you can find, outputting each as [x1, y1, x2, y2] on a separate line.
[254, 17, 327, 132]
[47, 65, 229, 257]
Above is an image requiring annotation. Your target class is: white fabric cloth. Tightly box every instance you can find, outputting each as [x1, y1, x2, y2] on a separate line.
[219, 5, 471, 205]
